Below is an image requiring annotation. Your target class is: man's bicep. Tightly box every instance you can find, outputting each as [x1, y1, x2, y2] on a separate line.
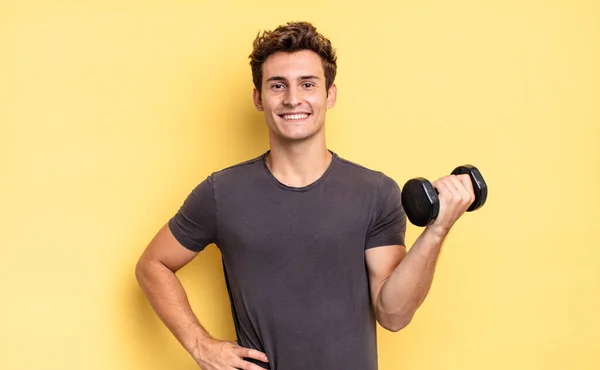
[140, 223, 200, 272]
[365, 244, 407, 308]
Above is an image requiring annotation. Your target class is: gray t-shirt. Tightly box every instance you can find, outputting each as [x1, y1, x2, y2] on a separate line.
[169, 151, 406, 370]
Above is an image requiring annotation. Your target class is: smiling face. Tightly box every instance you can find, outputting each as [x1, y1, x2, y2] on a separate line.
[253, 49, 337, 144]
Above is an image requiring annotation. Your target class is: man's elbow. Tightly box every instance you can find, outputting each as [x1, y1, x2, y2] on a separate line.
[135, 255, 156, 286]
[378, 313, 414, 333]
[135, 258, 148, 285]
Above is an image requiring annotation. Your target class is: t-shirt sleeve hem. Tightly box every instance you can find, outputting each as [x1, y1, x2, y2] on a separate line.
[168, 217, 208, 253]
[365, 236, 405, 250]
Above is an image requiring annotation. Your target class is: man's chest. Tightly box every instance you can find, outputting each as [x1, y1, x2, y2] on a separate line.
[215, 188, 373, 258]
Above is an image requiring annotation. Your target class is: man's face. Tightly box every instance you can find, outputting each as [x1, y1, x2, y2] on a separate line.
[253, 50, 337, 143]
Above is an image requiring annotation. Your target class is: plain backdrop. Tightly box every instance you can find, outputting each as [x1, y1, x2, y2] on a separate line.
[1, 0, 599, 369]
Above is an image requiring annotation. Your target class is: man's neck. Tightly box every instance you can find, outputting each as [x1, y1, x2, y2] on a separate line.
[266, 138, 333, 188]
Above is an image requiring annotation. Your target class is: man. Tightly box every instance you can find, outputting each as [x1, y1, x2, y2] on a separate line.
[136, 21, 475, 370]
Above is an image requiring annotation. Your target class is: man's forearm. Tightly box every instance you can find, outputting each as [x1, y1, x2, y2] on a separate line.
[376, 226, 448, 331]
[135, 260, 212, 357]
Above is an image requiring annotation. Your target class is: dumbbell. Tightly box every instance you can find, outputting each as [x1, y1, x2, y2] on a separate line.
[401, 165, 488, 227]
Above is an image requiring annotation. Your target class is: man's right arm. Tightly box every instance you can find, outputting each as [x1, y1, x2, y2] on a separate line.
[135, 223, 210, 356]
[135, 223, 269, 369]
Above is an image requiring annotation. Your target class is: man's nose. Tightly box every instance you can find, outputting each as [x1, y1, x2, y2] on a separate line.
[283, 88, 301, 107]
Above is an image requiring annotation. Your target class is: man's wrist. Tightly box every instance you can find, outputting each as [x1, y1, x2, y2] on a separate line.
[424, 223, 450, 241]
[184, 329, 214, 360]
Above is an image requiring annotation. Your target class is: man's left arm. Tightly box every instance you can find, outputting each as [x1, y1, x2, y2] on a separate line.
[366, 173, 475, 332]
[366, 227, 446, 332]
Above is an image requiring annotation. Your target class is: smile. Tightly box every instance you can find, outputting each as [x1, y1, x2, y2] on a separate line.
[279, 113, 310, 121]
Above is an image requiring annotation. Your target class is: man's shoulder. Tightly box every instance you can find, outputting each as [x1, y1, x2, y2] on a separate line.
[334, 153, 397, 187]
[336, 155, 379, 174]
[210, 152, 266, 179]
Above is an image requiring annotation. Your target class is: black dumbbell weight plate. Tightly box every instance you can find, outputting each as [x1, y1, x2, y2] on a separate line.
[401, 178, 440, 227]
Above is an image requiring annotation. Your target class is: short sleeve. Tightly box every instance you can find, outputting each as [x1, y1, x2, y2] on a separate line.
[168, 175, 218, 252]
[365, 173, 407, 250]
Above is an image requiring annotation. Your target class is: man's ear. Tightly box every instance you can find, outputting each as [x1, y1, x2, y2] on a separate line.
[253, 88, 264, 111]
[326, 83, 337, 109]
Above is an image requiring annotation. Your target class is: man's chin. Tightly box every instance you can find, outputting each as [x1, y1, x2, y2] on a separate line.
[273, 131, 319, 143]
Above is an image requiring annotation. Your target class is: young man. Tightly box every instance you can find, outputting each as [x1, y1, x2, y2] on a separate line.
[136, 22, 475, 370]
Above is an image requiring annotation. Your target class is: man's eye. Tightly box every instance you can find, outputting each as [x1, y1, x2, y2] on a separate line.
[272, 83, 285, 90]
[303, 82, 315, 88]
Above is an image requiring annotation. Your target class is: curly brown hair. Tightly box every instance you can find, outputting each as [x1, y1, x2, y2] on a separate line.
[249, 21, 337, 95]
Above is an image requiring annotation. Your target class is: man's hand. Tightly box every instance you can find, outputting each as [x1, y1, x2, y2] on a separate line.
[194, 338, 269, 370]
[429, 173, 476, 235]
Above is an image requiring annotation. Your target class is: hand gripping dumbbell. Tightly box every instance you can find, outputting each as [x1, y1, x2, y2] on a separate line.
[400, 165, 488, 227]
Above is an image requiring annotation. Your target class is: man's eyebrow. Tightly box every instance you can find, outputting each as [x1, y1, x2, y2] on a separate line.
[265, 75, 321, 82]
[266, 76, 287, 82]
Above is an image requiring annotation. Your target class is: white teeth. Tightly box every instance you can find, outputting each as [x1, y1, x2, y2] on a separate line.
[282, 113, 309, 120]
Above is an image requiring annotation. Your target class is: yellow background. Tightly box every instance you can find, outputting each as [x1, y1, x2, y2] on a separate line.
[1, 0, 599, 369]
